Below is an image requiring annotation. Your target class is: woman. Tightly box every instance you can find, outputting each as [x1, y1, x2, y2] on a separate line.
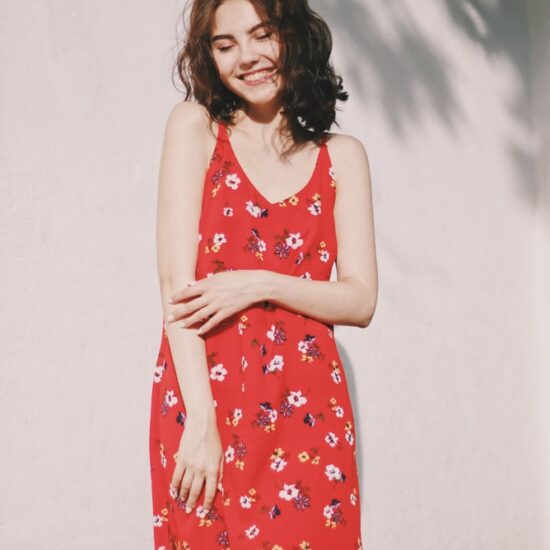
[150, 0, 378, 548]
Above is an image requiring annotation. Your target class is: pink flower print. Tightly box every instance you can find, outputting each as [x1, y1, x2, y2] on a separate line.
[286, 232, 303, 249]
[210, 363, 228, 381]
[270, 448, 289, 472]
[266, 323, 287, 345]
[323, 498, 346, 527]
[245, 228, 267, 260]
[293, 490, 311, 511]
[225, 173, 241, 190]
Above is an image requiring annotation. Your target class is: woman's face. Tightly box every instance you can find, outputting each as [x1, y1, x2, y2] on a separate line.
[210, 0, 283, 106]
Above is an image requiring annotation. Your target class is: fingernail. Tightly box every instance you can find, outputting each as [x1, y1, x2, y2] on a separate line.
[186, 505, 193, 514]
[167, 297, 174, 304]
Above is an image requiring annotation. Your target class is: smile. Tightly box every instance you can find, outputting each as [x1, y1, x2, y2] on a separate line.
[239, 68, 277, 85]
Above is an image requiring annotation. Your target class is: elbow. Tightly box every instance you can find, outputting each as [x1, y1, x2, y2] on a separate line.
[358, 301, 376, 328]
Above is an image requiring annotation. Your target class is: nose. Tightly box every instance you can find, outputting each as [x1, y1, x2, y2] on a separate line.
[238, 40, 261, 67]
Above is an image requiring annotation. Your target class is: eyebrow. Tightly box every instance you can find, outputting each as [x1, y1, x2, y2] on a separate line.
[210, 22, 268, 43]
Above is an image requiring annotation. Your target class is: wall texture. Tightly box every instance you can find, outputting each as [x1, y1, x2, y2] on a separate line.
[1, 1, 548, 548]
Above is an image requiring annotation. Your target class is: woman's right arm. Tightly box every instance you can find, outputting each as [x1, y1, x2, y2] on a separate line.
[156, 101, 222, 512]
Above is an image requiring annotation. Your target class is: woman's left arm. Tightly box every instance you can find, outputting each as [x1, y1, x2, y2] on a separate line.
[262, 133, 378, 328]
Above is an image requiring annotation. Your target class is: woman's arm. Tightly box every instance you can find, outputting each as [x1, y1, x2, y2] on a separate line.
[166, 133, 378, 334]
[262, 133, 378, 328]
[156, 100, 216, 425]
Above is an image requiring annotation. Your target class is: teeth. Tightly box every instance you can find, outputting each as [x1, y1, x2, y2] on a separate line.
[242, 69, 274, 82]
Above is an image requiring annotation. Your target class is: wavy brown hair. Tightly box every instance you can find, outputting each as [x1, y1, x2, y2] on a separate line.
[173, 0, 349, 149]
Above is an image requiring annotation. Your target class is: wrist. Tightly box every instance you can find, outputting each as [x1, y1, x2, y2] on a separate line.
[257, 270, 277, 302]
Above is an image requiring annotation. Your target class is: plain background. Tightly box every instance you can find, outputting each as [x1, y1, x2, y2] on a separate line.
[1, 0, 549, 548]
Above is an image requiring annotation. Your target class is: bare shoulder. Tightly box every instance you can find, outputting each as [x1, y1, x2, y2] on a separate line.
[325, 131, 371, 190]
[325, 132, 370, 170]
[165, 100, 214, 142]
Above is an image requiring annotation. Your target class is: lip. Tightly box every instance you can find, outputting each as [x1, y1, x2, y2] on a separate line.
[238, 67, 277, 85]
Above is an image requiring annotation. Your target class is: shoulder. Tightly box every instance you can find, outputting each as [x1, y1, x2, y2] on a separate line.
[325, 132, 369, 165]
[165, 100, 213, 139]
[325, 132, 370, 180]
[163, 100, 218, 165]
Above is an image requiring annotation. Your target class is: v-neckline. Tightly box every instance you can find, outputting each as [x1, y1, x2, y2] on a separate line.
[220, 122, 324, 206]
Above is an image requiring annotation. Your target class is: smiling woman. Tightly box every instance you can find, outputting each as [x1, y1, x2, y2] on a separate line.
[149, 0, 377, 549]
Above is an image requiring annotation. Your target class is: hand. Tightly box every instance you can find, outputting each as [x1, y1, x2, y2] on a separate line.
[166, 270, 270, 335]
[170, 416, 223, 514]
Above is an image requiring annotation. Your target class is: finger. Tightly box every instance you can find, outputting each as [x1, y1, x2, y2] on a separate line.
[217, 455, 224, 488]
[185, 473, 206, 512]
[202, 472, 219, 512]
[178, 468, 194, 504]
[181, 306, 216, 329]
[196, 310, 226, 335]
[167, 296, 208, 324]
[168, 280, 199, 304]
[170, 463, 185, 492]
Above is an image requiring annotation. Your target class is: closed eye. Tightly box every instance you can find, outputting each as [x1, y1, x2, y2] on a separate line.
[217, 33, 273, 53]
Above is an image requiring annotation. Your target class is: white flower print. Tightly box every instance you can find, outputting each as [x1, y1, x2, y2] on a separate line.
[325, 431, 339, 447]
[164, 390, 178, 407]
[287, 390, 307, 407]
[152, 514, 164, 527]
[153, 361, 165, 383]
[270, 456, 288, 472]
[286, 232, 303, 249]
[335, 405, 345, 418]
[266, 354, 284, 373]
[245, 200, 264, 218]
[331, 369, 342, 384]
[245, 524, 260, 539]
[279, 483, 299, 501]
[223, 206, 234, 216]
[300, 272, 312, 279]
[233, 408, 243, 421]
[308, 200, 322, 216]
[240, 495, 253, 508]
[225, 173, 241, 189]
[210, 363, 228, 381]
[319, 249, 330, 263]
[325, 463, 344, 481]
[225, 445, 235, 463]
[345, 430, 354, 446]
[350, 492, 358, 506]
[329, 166, 336, 180]
[268, 408, 278, 423]
[213, 233, 227, 246]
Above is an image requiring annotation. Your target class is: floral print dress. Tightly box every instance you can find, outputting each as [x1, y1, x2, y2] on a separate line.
[149, 121, 363, 549]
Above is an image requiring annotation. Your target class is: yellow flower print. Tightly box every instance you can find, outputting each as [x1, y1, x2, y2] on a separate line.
[236, 459, 245, 470]
[288, 195, 299, 205]
[299, 542, 312, 549]
[298, 451, 310, 462]
[311, 455, 321, 465]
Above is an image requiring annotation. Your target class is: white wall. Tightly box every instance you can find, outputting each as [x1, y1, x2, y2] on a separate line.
[1, 1, 547, 549]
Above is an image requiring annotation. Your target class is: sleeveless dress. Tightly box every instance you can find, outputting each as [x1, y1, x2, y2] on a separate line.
[149, 121, 363, 550]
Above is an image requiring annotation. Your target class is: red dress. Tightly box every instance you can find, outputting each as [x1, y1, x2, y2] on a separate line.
[149, 121, 363, 549]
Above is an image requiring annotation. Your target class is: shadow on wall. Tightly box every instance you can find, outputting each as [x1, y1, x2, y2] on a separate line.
[314, 0, 539, 207]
